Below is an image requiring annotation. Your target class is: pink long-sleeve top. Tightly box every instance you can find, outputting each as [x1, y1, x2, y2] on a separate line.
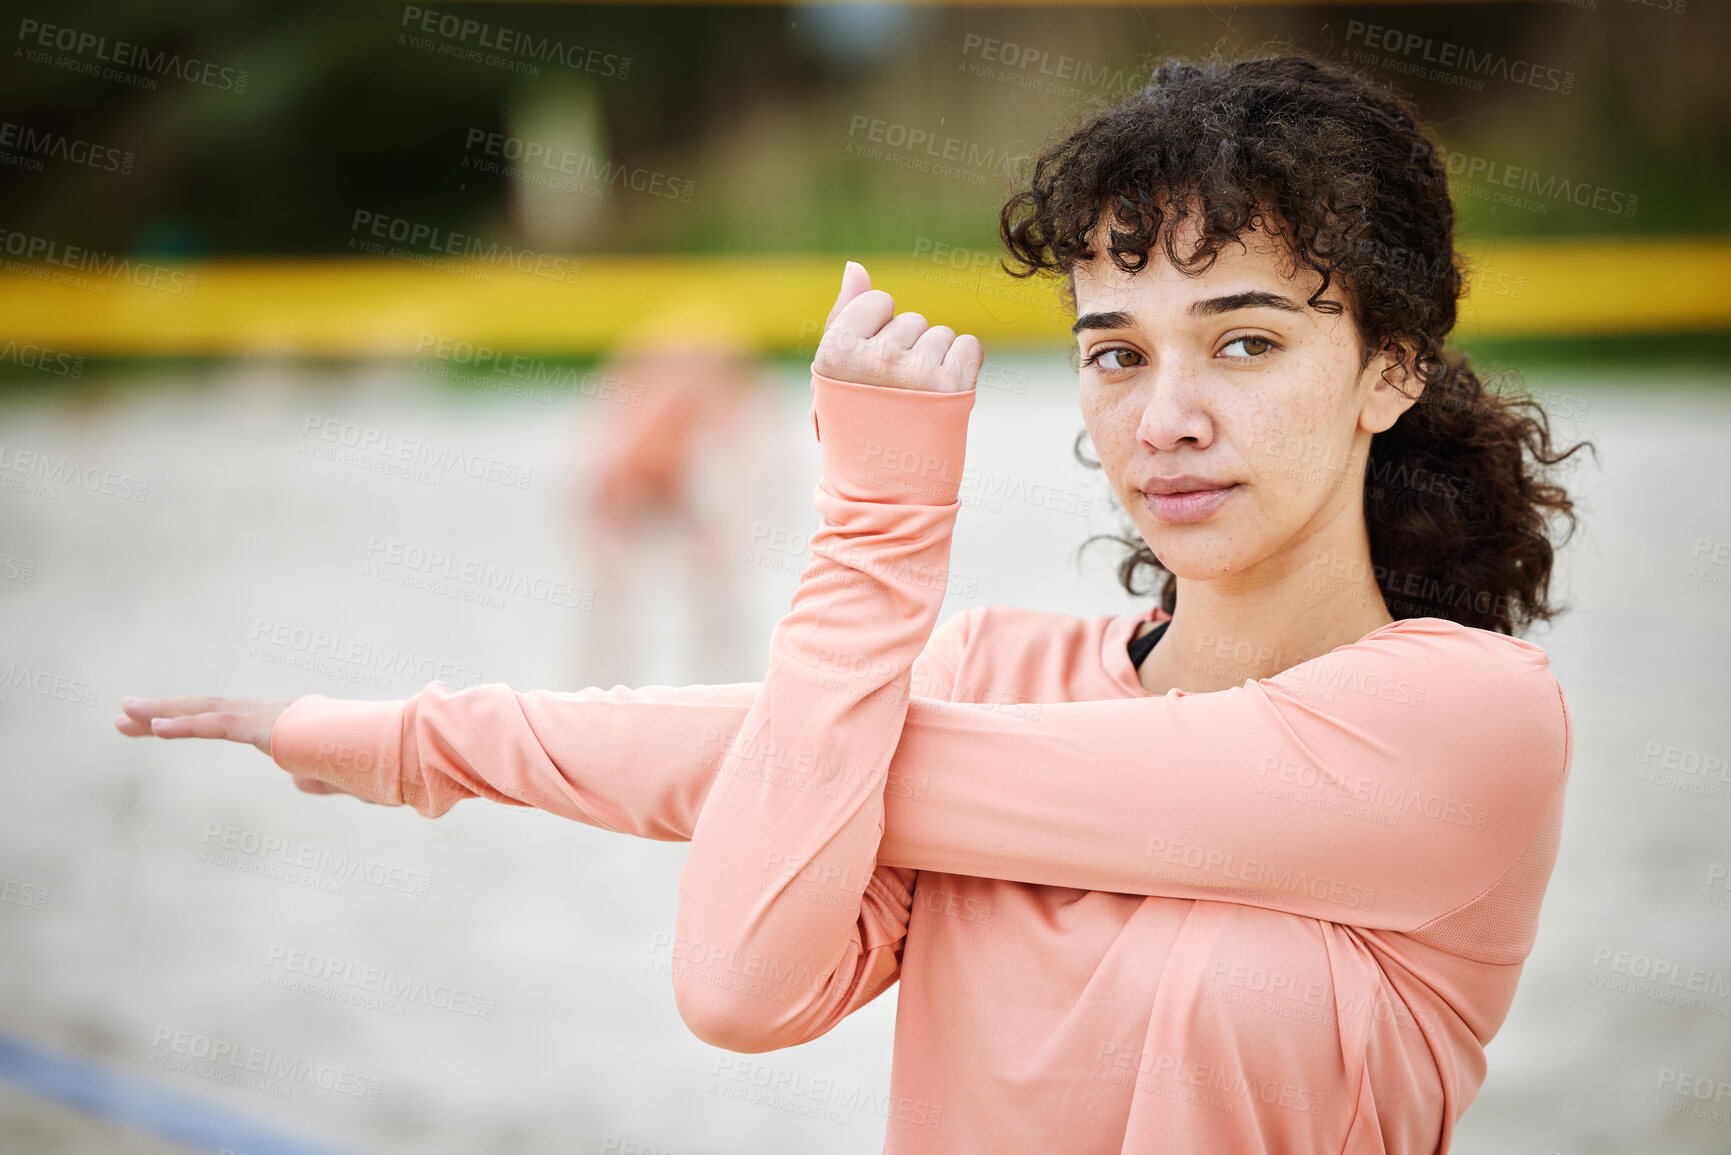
[269, 372, 1573, 1154]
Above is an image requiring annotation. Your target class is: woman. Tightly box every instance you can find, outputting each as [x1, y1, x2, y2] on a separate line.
[119, 54, 1586, 1153]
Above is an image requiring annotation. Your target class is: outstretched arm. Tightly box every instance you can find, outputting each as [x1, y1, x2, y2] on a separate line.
[126, 611, 1569, 939]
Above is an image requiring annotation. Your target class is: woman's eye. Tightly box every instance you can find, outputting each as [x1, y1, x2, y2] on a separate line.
[1085, 347, 1143, 370]
[1221, 336, 1276, 358]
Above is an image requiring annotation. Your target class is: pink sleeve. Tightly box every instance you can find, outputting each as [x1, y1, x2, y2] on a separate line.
[271, 625, 1568, 920]
[272, 622, 1567, 934]
[272, 564, 1566, 953]
[876, 620, 1570, 929]
[667, 371, 973, 1051]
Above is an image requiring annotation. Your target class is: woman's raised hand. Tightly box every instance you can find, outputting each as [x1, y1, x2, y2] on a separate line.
[814, 261, 983, 394]
[114, 695, 369, 799]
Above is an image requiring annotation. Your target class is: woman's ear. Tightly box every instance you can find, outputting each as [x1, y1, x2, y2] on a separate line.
[1358, 339, 1424, 435]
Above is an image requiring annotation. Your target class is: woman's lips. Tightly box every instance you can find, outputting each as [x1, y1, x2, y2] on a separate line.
[1141, 483, 1239, 524]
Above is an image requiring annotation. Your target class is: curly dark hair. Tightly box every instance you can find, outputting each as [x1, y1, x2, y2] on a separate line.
[998, 50, 1592, 636]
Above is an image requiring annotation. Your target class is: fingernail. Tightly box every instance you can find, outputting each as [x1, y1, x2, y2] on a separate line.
[150, 717, 167, 731]
[123, 696, 142, 708]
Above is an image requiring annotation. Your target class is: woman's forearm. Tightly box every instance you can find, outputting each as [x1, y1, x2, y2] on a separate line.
[667, 370, 973, 1049]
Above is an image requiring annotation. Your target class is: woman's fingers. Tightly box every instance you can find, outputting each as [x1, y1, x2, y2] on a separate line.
[122, 695, 232, 721]
[816, 290, 895, 380]
[941, 333, 985, 393]
[115, 702, 355, 796]
[827, 288, 896, 346]
[811, 265, 984, 393]
[823, 260, 875, 333]
[116, 695, 289, 757]
[115, 696, 223, 738]
[877, 311, 930, 351]
[148, 708, 273, 755]
[148, 710, 253, 743]
[113, 712, 151, 737]
[907, 324, 957, 375]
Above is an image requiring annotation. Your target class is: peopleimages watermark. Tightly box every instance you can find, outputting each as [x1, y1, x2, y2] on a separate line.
[1704, 864, 1731, 913]
[844, 114, 1021, 189]
[1256, 755, 1488, 830]
[1637, 738, 1731, 804]
[1419, 142, 1638, 219]
[462, 128, 695, 203]
[1092, 1042, 1327, 1116]
[298, 414, 534, 490]
[0, 228, 197, 297]
[0, 119, 133, 175]
[361, 535, 597, 612]
[412, 332, 645, 408]
[397, 6, 630, 80]
[905, 236, 1056, 313]
[0, 554, 34, 585]
[643, 933, 792, 1006]
[1303, 551, 1514, 626]
[1203, 960, 1442, 1035]
[348, 210, 581, 285]
[957, 33, 1143, 104]
[0, 443, 147, 502]
[600, 1137, 684, 1155]
[0, 662, 99, 708]
[1341, 19, 1574, 94]
[246, 617, 485, 693]
[262, 944, 498, 1020]
[1557, 0, 1688, 14]
[1284, 221, 1530, 304]
[1, 874, 50, 911]
[907, 672, 1043, 722]
[0, 340, 83, 379]
[1142, 836, 1377, 912]
[16, 19, 249, 93]
[148, 1027, 381, 1101]
[197, 822, 434, 898]
[1687, 537, 1731, 591]
[1588, 945, 1731, 1016]
[1653, 1066, 1731, 1127]
[1276, 651, 1426, 710]
[709, 1055, 944, 1129]
[698, 725, 928, 803]
[741, 522, 982, 599]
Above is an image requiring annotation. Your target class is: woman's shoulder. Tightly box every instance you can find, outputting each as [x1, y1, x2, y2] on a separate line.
[1276, 615, 1571, 776]
[1285, 614, 1562, 701]
[1350, 615, 1556, 679]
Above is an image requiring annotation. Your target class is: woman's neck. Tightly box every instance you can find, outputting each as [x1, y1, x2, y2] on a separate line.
[1136, 550, 1395, 696]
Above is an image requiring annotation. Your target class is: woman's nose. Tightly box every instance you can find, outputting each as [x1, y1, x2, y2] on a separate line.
[1134, 365, 1213, 452]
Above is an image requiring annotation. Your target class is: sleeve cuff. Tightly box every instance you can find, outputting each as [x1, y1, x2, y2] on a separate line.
[809, 371, 976, 505]
[270, 694, 408, 804]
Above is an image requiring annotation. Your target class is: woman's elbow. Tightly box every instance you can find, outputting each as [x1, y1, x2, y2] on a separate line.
[671, 973, 799, 1053]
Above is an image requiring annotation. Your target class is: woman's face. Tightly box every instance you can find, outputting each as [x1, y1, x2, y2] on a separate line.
[1070, 215, 1417, 587]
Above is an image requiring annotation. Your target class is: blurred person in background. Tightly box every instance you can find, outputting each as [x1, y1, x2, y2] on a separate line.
[574, 299, 774, 688]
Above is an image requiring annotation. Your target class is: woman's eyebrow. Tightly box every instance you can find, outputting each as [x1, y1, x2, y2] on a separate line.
[1072, 291, 1304, 335]
[1070, 310, 1136, 335]
[1189, 290, 1303, 317]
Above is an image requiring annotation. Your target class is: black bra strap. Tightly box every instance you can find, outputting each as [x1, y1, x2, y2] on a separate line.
[1127, 620, 1170, 671]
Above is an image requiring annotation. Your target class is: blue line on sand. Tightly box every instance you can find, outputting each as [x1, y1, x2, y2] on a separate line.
[0, 1031, 364, 1155]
